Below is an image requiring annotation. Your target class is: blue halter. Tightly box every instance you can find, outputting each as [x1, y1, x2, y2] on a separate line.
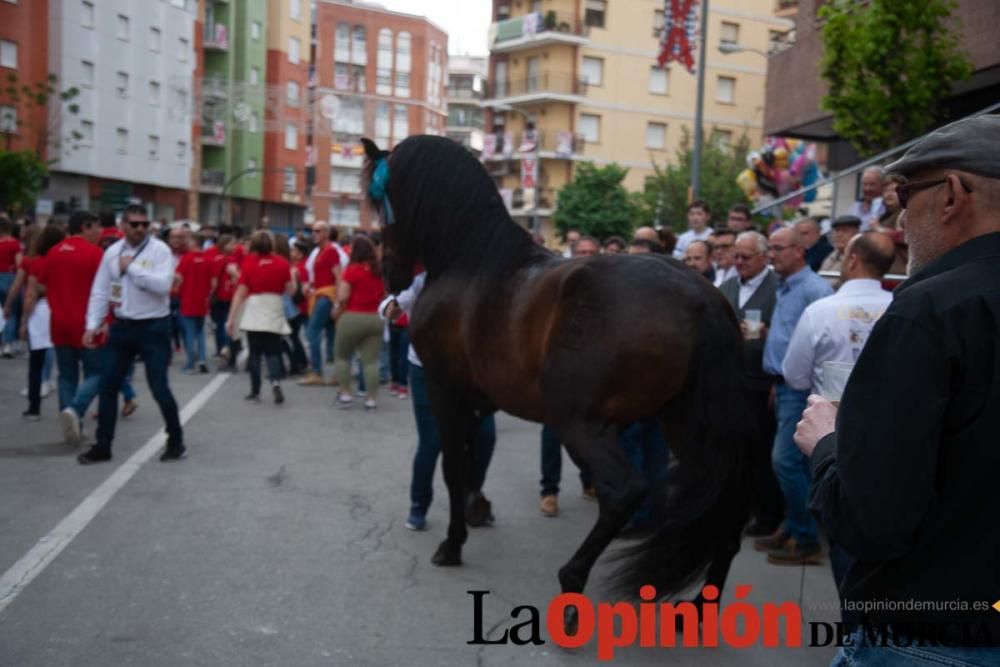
[368, 158, 395, 226]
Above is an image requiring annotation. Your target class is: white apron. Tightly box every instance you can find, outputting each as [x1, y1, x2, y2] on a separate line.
[239, 293, 292, 335]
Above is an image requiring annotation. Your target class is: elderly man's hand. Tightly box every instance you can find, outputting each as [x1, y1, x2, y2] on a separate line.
[794, 394, 838, 457]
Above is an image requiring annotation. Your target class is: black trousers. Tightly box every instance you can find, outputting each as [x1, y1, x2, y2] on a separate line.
[749, 384, 783, 527]
[96, 317, 182, 454]
[27, 348, 47, 414]
[247, 331, 283, 395]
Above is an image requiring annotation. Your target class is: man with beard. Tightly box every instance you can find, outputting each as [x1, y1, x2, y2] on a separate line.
[796, 115, 1000, 661]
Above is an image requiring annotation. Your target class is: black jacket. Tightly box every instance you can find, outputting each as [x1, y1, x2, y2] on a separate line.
[809, 232, 1000, 644]
[720, 270, 778, 392]
[806, 235, 834, 272]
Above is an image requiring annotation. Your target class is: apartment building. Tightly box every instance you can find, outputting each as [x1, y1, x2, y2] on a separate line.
[39, 0, 196, 219]
[0, 0, 51, 158]
[313, 0, 448, 229]
[485, 0, 792, 239]
[446, 55, 487, 155]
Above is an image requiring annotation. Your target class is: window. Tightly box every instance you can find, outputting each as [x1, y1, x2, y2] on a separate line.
[116, 128, 128, 154]
[584, 0, 606, 28]
[148, 135, 160, 160]
[286, 81, 300, 105]
[645, 122, 666, 149]
[81, 60, 95, 87]
[329, 201, 360, 226]
[396, 31, 411, 73]
[288, 37, 301, 64]
[581, 57, 603, 86]
[248, 158, 257, 174]
[149, 80, 161, 105]
[81, 120, 94, 145]
[330, 168, 361, 194]
[248, 112, 258, 133]
[116, 71, 129, 98]
[352, 26, 366, 65]
[335, 24, 350, 61]
[579, 113, 601, 143]
[285, 123, 298, 149]
[177, 140, 187, 160]
[393, 104, 408, 141]
[81, 1, 95, 28]
[649, 66, 668, 95]
[0, 105, 16, 133]
[178, 37, 189, 62]
[377, 68, 391, 95]
[375, 101, 390, 146]
[290, 0, 301, 20]
[0, 40, 16, 69]
[251, 21, 262, 40]
[377, 29, 393, 95]
[283, 167, 297, 193]
[351, 65, 366, 93]
[117, 14, 129, 41]
[716, 76, 735, 103]
[149, 27, 161, 51]
[395, 71, 410, 98]
[494, 61, 507, 97]
[249, 67, 260, 85]
[333, 98, 364, 135]
[653, 9, 664, 37]
[720, 22, 740, 45]
[176, 88, 189, 113]
[713, 129, 733, 147]
[335, 63, 349, 90]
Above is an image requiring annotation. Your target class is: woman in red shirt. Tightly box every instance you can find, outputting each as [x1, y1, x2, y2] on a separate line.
[287, 240, 311, 375]
[333, 236, 386, 410]
[175, 239, 215, 373]
[19, 224, 66, 418]
[210, 235, 239, 358]
[226, 231, 292, 404]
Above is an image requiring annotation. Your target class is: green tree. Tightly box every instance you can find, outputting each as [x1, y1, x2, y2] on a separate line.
[633, 128, 751, 233]
[553, 162, 637, 241]
[819, 0, 972, 156]
[0, 150, 48, 213]
[2, 73, 82, 160]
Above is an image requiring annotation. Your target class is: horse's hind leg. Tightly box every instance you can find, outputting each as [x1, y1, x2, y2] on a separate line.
[556, 424, 647, 632]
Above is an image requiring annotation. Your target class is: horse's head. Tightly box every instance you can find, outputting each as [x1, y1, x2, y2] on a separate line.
[362, 137, 415, 294]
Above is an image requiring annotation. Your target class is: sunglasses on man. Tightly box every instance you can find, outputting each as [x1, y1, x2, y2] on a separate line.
[127, 220, 151, 229]
[897, 176, 973, 209]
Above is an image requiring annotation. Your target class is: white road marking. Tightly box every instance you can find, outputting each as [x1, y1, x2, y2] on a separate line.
[0, 373, 230, 616]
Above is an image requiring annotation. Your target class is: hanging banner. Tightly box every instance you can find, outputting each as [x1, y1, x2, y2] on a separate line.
[521, 156, 538, 190]
[519, 127, 538, 153]
[657, 0, 699, 73]
[555, 131, 574, 158]
[502, 131, 514, 159]
[482, 133, 497, 160]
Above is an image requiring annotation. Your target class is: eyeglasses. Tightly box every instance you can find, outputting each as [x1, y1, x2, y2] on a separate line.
[127, 220, 150, 229]
[713, 243, 734, 250]
[897, 176, 973, 209]
[734, 252, 759, 261]
[767, 244, 795, 253]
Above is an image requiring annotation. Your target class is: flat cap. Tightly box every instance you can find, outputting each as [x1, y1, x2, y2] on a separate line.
[831, 214, 862, 228]
[886, 114, 1000, 179]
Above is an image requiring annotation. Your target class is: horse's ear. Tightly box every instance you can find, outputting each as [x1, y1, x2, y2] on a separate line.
[361, 137, 383, 161]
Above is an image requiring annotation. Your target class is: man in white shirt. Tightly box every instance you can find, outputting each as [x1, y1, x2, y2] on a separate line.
[710, 228, 738, 287]
[673, 200, 714, 259]
[847, 167, 887, 231]
[782, 231, 896, 395]
[78, 205, 184, 465]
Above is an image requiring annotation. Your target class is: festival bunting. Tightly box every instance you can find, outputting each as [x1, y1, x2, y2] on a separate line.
[657, 0, 699, 73]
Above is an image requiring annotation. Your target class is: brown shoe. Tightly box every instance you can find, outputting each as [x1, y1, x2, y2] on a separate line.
[540, 494, 559, 517]
[766, 538, 823, 566]
[121, 399, 138, 418]
[753, 527, 790, 553]
[581, 486, 598, 502]
[297, 373, 325, 386]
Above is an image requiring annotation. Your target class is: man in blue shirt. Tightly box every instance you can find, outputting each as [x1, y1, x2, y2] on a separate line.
[755, 226, 832, 565]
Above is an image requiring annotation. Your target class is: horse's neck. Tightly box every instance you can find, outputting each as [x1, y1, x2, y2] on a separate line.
[423, 214, 547, 284]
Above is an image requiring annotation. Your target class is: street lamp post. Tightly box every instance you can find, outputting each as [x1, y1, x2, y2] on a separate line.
[691, 0, 710, 199]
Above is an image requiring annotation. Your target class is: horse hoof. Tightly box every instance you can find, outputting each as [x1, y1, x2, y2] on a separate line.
[563, 605, 579, 636]
[431, 541, 462, 567]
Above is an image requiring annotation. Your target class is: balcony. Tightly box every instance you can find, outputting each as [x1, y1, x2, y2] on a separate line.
[505, 186, 557, 216]
[482, 128, 585, 161]
[204, 24, 229, 52]
[491, 12, 589, 53]
[483, 72, 588, 107]
[201, 169, 226, 192]
[202, 76, 228, 99]
[201, 120, 226, 147]
[447, 86, 483, 102]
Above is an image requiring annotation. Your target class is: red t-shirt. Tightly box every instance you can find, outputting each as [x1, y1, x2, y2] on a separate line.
[294, 261, 309, 315]
[25, 255, 47, 281]
[43, 236, 104, 348]
[343, 263, 384, 313]
[312, 244, 338, 289]
[99, 227, 123, 241]
[213, 253, 239, 302]
[0, 237, 21, 272]
[238, 253, 290, 295]
[176, 251, 214, 317]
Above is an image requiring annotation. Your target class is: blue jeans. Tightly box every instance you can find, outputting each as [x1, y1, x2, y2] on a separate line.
[540, 424, 594, 496]
[65, 347, 136, 417]
[42, 347, 53, 383]
[618, 417, 670, 524]
[55, 346, 104, 413]
[210, 300, 231, 355]
[832, 628, 1000, 666]
[96, 317, 181, 454]
[389, 326, 409, 387]
[409, 362, 496, 513]
[772, 383, 817, 545]
[179, 315, 206, 369]
[306, 296, 333, 374]
[0, 272, 16, 344]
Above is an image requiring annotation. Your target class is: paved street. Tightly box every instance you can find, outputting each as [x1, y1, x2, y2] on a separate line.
[0, 356, 841, 666]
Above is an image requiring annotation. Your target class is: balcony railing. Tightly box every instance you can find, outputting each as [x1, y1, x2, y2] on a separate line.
[204, 24, 229, 51]
[201, 169, 226, 190]
[492, 12, 588, 47]
[482, 128, 584, 160]
[509, 186, 556, 211]
[486, 72, 588, 100]
[202, 76, 228, 98]
[201, 120, 226, 146]
[446, 86, 483, 101]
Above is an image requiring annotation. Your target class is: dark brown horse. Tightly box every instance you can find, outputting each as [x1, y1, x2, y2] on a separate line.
[362, 135, 758, 626]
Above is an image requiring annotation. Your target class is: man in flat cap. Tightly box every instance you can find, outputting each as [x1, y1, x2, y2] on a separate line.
[819, 215, 862, 287]
[795, 114, 1000, 663]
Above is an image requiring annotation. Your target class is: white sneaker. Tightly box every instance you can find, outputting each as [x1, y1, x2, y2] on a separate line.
[40, 381, 52, 398]
[1, 344, 12, 358]
[60, 407, 82, 445]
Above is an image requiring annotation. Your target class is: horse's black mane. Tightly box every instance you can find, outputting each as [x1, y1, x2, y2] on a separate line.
[368, 135, 551, 281]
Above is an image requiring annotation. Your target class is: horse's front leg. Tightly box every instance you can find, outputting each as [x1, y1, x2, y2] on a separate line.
[426, 378, 474, 566]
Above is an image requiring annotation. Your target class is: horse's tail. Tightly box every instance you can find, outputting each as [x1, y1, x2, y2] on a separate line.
[612, 299, 757, 598]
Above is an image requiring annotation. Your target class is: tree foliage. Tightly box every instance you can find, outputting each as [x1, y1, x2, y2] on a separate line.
[2, 73, 82, 160]
[633, 128, 751, 233]
[819, 0, 972, 156]
[0, 150, 47, 213]
[553, 162, 637, 241]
